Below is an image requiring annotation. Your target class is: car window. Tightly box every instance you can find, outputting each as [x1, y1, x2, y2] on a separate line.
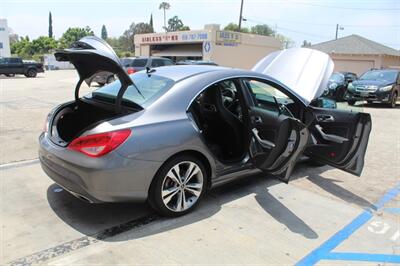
[359, 70, 398, 83]
[8, 58, 21, 64]
[244, 79, 294, 115]
[89, 73, 175, 107]
[163, 59, 174, 66]
[0, 58, 5, 64]
[131, 59, 148, 67]
[151, 59, 165, 67]
[121, 58, 134, 67]
[330, 73, 344, 82]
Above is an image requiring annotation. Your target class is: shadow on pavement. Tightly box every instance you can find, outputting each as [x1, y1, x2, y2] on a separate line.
[46, 160, 374, 242]
[357, 102, 400, 109]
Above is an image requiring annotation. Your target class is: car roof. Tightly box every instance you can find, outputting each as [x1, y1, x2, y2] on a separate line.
[366, 68, 399, 73]
[138, 65, 244, 82]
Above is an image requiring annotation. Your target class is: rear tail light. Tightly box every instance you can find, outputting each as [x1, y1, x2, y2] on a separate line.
[126, 67, 137, 74]
[68, 129, 131, 157]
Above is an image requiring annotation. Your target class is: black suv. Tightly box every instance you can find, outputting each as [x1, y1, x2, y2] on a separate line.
[0, 57, 44, 77]
[346, 69, 399, 108]
[326, 71, 357, 101]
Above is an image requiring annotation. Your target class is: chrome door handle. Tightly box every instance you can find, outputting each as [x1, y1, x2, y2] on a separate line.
[315, 125, 348, 143]
[317, 115, 334, 122]
[252, 128, 275, 149]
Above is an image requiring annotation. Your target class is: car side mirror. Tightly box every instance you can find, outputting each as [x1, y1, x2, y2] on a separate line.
[312, 97, 337, 109]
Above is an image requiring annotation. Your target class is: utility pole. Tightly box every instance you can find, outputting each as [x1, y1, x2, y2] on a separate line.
[335, 24, 344, 39]
[335, 24, 339, 39]
[238, 0, 244, 31]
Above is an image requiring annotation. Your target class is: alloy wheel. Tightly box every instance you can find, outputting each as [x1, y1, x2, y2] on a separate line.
[161, 161, 203, 212]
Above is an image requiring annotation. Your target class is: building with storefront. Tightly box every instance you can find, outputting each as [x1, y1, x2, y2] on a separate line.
[0, 19, 11, 57]
[311, 34, 400, 76]
[134, 24, 282, 69]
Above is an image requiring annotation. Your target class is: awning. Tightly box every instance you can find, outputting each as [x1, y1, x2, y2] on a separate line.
[151, 44, 202, 57]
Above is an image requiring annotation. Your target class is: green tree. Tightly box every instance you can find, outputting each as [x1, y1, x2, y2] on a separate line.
[159, 2, 171, 31]
[48, 12, 53, 38]
[101, 25, 108, 40]
[250, 24, 275, 36]
[149, 14, 154, 32]
[302, 40, 312, 47]
[275, 34, 295, 49]
[59, 26, 94, 48]
[31, 36, 58, 54]
[11, 36, 58, 59]
[119, 22, 153, 52]
[223, 23, 249, 33]
[167, 16, 190, 32]
[135, 22, 154, 34]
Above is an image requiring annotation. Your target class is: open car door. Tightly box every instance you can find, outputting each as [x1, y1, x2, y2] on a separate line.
[304, 107, 371, 176]
[241, 78, 309, 183]
[252, 48, 371, 178]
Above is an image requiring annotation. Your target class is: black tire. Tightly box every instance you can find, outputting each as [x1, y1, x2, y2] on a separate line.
[5, 74, 15, 77]
[106, 75, 115, 84]
[26, 68, 37, 78]
[97, 82, 105, 86]
[347, 100, 356, 106]
[148, 154, 208, 217]
[389, 92, 397, 108]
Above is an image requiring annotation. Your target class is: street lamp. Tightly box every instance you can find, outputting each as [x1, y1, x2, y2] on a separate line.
[335, 24, 344, 39]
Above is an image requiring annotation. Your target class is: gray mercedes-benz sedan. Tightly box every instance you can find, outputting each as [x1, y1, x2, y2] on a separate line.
[39, 36, 371, 216]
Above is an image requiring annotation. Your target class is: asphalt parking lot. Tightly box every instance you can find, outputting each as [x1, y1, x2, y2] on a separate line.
[1, 70, 400, 265]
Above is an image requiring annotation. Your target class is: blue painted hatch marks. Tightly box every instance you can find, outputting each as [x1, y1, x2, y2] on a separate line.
[296, 182, 400, 265]
[383, 207, 400, 214]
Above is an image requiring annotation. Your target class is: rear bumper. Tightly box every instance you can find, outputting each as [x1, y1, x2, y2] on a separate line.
[346, 90, 392, 102]
[39, 133, 162, 203]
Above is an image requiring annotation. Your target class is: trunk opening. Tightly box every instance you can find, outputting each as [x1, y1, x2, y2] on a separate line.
[50, 100, 129, 146]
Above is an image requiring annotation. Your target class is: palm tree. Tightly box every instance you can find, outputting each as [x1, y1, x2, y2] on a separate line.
[159, 2, 171, 32]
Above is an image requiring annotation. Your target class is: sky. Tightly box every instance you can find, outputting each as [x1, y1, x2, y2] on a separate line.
[1, 0, 399, 49]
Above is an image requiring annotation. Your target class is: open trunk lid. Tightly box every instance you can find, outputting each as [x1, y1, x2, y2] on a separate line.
[54, 36, 136, 113]
[252, 48, 334, 106]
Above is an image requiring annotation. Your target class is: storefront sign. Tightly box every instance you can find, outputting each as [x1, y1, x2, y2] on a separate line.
[141, 34, 179, 43]
[216, 31, 241, 44]
[140, 32, 208, 44]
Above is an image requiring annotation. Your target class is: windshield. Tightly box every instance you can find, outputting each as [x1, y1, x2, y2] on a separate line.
[88, 73, 175, 107]
[329, 73, 344, 82]
[360, 70, 398, 82]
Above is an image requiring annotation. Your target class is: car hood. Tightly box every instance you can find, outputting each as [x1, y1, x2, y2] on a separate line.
[351, 79, 393, 87]
[252, 48, 334, 105]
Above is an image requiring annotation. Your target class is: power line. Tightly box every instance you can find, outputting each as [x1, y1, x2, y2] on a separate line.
[245, 18, 330, 39]
[245, 17, 400, 47]
[247, 16, 400, 28]
[281, 1, 400, 11]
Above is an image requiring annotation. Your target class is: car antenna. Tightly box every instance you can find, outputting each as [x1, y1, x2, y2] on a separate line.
[146, 66, 156, 76]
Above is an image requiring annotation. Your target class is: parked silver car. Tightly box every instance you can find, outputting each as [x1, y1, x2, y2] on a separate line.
[40, 37, 371, 216]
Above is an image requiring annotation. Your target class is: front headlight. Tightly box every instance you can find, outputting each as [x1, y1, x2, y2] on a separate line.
[379, 85, 393, 92]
